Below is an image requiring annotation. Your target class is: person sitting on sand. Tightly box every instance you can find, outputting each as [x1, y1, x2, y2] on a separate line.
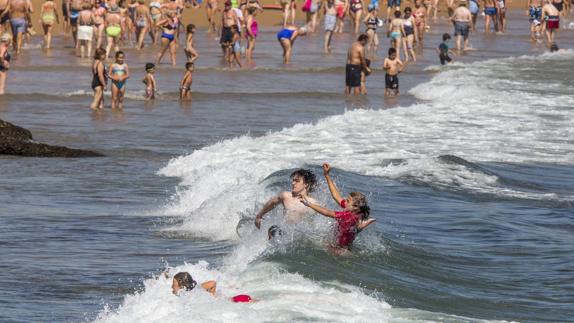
[299, 163, 376, 255]
[254, 169, 318, 238]
[171, 272, 254, 303]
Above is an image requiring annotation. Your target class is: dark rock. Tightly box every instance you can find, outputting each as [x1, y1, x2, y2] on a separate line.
[0, 119, 104, 158]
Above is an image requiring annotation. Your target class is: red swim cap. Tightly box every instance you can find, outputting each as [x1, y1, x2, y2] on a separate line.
[231, 294, 252, 303]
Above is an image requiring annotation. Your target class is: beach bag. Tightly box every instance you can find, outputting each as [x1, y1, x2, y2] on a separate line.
[302, 0, 312, 12]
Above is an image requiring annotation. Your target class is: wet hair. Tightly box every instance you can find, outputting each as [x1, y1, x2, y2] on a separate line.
[550, 43, 559, 52]
[358, 33, 369, 43]
[404, 6, 411, 13]
[267, 225, 283, 239]
[185, 62, 194, 69]
[187, 24, 195, 33]
[388, 47, 397, 55]
[290, 169, 317, 192]
[174, 272, 197, 291]
[94, 47, 106, 60]
[442, 33, 451, 41]
[145, 62, 155, 71]
[350, 192, 370, 220]
[394, 10, 401, 18]
[115, 50, 125, 58]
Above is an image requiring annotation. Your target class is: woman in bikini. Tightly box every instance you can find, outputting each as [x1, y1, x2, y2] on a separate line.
[40, 0, 59, 49]
[105, 5, 122, 58]
[413, 0, 426, 43]
[245, 6, 258, 60]
[155, 12, 179, 66]
[77, 3, 95, 58]
[108, 51, 130, 110]
[134, 0, 152, 49]
[363, 4, 380, 58]
[387, 10, 405, 61]
[349, 0, 364, 34]
[90, 47, 107, 110]
[92, 0, 106, 49]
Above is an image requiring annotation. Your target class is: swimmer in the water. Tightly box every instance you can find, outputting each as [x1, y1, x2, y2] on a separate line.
[299, 163, 376, 255]
[170, 271, 255, 303]
[254, 169, 318, 238]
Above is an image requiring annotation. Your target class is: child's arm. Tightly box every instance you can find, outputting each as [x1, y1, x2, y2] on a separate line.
[300, 195, 336, 218]
[323, 163, 345, 205]
[151, 75, 157, 90]
[201, 280, 217, 295]
[357, 218, 376, 232]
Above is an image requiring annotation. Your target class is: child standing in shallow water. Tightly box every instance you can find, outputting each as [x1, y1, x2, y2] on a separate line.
[180, 62, 193, 100]
[299, 163, 376, 256]
[383, 47, 403, 97]
[184, 24, 199, 63]
[142, 62, 156, 100]
[108, 51, 130, 109]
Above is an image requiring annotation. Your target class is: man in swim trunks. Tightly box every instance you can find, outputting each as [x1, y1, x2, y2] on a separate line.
[345, 33, 370, 95]
[541, 0, 559, 46]
[220, 1, 238, 59]
[254, 169, 318, 236]
[451, 0, 472, 52]
[482, 0, 498, 32]
[7, 0, 31, 55]
[324, 0, 336, 53]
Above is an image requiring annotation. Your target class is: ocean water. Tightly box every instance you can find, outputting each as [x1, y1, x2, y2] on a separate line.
[1, 12, 573, 323]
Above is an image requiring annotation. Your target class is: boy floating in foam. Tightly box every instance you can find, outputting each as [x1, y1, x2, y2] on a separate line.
[299, 163, 376, 256]
[171, 272, 254, 303]
[383, 47, 403, 97]
[254, 169, 318, 237]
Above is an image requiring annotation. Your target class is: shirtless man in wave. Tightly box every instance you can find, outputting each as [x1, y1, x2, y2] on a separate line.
[254, 169, 318, 238]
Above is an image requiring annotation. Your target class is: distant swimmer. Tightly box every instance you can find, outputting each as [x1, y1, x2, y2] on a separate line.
[254, 169, 318, 237]
[170, 271, 255, 303]
[299, 163, 376, 256]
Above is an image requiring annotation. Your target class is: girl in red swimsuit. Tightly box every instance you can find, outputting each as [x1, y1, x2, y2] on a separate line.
[299, 163, 376, 255]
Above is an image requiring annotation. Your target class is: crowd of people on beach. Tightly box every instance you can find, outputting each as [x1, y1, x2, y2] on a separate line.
[0, 0, 570, 98]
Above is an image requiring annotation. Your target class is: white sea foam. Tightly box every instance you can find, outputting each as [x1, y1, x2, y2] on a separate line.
[96, 53, 574, 322]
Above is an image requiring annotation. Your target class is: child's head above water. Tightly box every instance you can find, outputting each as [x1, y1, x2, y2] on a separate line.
[442, 33, 451, 42]
[172, 272, 197, 294]
[145, 62, 155, 73]
[346, 192, 370, 220]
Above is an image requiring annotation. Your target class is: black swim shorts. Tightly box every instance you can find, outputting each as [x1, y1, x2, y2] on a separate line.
[439, 54, 452, 65]
[345, 64, 361, 88]
[385, 74, 399, 89]
[220, 26, 233, 45]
